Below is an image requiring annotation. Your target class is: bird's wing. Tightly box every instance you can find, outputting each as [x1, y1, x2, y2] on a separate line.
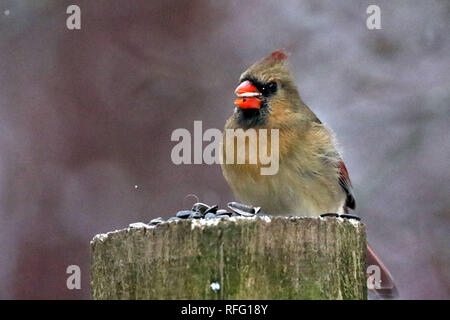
[338, 161, 356, 211]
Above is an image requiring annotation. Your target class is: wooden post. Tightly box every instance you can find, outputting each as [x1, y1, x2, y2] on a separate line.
[91, 216, 367, 299]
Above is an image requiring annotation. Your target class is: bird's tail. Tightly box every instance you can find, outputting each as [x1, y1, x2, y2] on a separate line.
[366, 243, 399, 299]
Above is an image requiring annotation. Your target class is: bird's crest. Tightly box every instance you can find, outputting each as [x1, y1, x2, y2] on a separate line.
[266, 50, 289, 62]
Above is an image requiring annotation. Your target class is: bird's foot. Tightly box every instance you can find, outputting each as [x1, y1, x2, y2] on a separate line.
[320, 212, 362, 221]
[339, 214, 361, 221]
[320, 213, 339, 218]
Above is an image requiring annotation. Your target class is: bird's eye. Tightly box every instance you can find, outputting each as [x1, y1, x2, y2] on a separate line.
[262, 81, 278, 96]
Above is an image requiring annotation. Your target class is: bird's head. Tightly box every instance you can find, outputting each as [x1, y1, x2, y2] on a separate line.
[232, 50, 305, 129]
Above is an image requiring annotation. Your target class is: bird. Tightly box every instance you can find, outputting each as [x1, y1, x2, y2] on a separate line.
[221, 50, 397, 299]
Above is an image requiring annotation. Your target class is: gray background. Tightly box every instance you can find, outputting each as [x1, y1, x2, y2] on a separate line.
[0, 0, 449, 299]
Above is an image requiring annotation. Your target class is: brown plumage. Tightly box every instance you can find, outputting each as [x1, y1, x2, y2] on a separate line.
[221, 51, 397, 298]
[222, 51, 349, 216]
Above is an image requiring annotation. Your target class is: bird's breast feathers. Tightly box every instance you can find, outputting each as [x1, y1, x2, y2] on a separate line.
[221, 122, 347, 216]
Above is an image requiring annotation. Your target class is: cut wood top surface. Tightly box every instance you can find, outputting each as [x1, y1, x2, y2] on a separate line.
[91, 216, 366, 300]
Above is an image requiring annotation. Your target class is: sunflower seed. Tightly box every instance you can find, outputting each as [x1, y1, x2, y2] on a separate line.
[192, 202, 210, 214]
[189, 211, 203, 219]
[129, 222, 148, 228]
[149, 217, 165, 225]
[204, 205, 218, 214]
[176, 210, 195, 219]
[227, 202, 255, 217]
[216, 209, 231, 216]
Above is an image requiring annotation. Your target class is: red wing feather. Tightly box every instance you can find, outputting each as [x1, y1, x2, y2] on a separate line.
[338, 161, 356, 210]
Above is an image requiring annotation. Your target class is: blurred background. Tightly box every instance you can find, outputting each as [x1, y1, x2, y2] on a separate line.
[0, 0, 449, 299]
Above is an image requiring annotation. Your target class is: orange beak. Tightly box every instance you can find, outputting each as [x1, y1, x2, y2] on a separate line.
[234, 80, 261, 109]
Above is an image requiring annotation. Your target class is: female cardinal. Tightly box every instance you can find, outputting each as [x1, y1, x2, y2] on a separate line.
[221, 51, 397, 299]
